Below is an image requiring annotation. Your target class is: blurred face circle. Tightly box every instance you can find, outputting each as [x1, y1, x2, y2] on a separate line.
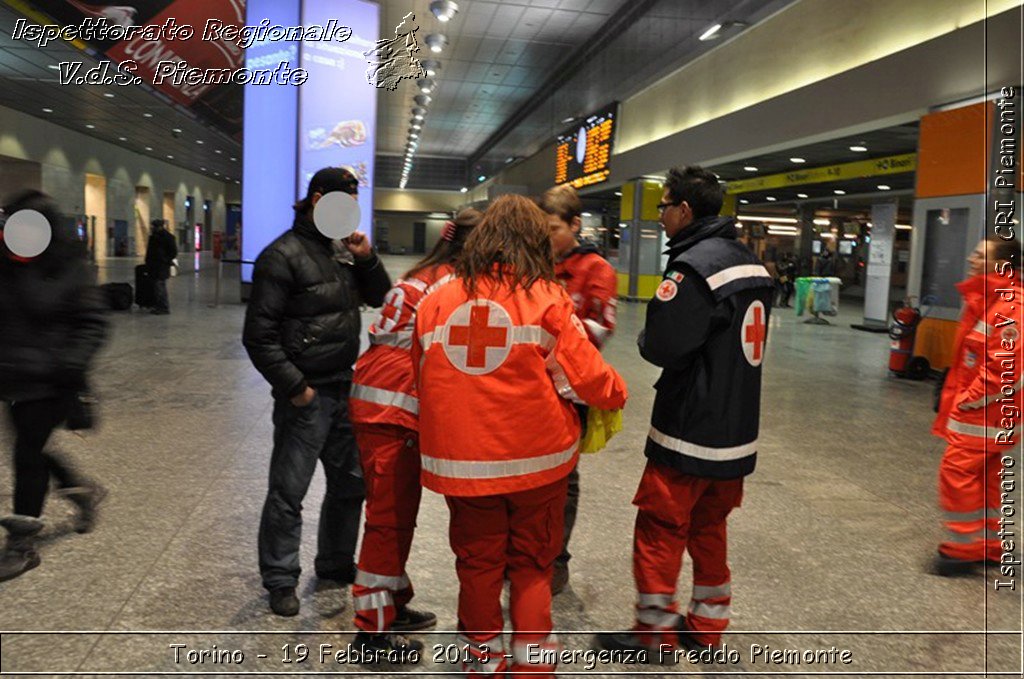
[547, 214, 577, 258]
[3, 209, 52, 259]
[312, 190, 361, 239]
[967, 241, 991, 278]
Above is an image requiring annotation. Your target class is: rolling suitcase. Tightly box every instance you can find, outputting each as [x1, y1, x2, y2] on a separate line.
[135, 264, 156, 308]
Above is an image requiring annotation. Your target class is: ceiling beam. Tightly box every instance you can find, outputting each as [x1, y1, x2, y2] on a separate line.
[465, 0, 660, 180]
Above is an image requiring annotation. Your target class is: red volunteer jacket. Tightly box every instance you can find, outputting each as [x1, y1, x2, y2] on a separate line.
[350, 265, 455, 430]
[555, 244, 617, 348]
[413, 272, 628, 497]
[933, 271, 1022, 450]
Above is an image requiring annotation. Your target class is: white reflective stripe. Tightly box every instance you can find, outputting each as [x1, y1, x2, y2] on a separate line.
[944, 508, 1000, 522]
[972, 320, 994, 336]
[692, 582, 732, 600]
[688, 601, 730, 619]
[637, 608, 679, 628]
[546, 352, 584, 404]
[354, 568, 411, 590]
[421, 440, 577, 480]
[424, 273, 457, 296]
[959, 376, 1024, 410]
[946, 418, 989, 438]
[369, 329, 413, 349]
[512, 325, 556, 351]
[946, 527, 998, 543]
[637, 592, 674, 608]
[350, 384, 419, 415]
[582, 318, 610, 346]
[648, 426, 757, 461]
[705, 264, 772, 291]
[353, 590, 393, 632]
[511, 634, 558, 665]
[402, 277, 428, 292]
[456, 634, 503, 655]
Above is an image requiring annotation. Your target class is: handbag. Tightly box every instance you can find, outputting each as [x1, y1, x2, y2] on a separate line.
[66, 389, 98, 431]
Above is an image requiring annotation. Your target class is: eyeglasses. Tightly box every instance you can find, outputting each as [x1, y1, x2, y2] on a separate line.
[656, 201, 681, 214]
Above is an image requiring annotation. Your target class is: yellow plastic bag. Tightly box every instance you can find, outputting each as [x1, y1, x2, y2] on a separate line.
[580, 408, 623, 454]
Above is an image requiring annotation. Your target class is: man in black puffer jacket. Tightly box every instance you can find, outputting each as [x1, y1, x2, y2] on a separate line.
[243, 167, 390, 616]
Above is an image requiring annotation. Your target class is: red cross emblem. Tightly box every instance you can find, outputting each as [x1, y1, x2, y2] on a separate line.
[443, 300, 513, 375]
[742, 301, 767, 367]
[376, 287, 405, 332]
[656, 279, 678, 302]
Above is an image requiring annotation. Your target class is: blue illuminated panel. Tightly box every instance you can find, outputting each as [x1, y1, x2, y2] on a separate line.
[241, 0, 300, 283]
[299, 0, 379, 242]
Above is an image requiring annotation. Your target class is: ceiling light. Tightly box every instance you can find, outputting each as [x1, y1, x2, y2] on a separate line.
[813, 218, 831, 225]
[896, 224, 913, 231]
[230, 157, 237, 161]
[412, 106, 427, 118]
[47, 64, 59, 70]
[790, 157, 806, 164]
[430, 0, 459, 22]
[582, 212, 593, 217]
[172, 127, 182, 134]
[85, 124, 95, 129]
[103, 92, 115, 98]
[411, 122, 422, 130]
[421, 60, 442, 77]
[143, 112, 153, 118]
[834, 190, 846, 195]
[560, 116, 577, 125]
[201, 167, 207, 171]
[118, 136, 127, 141]
[614, 192, 623, 197]
[417, 78, 435, 94]
[414, 94, 432, 107]
[699, 23, 722, 41]
[145, 146, 153, 151]
[766, 196, 777, 201]
[425, 34, 448, 53]
[166, 154, 174, 159]
[797, 193, 809, 198]
[214, 172, 220, 176]
[196, 140, 204, 144]
[740, 199, 749, 204]
[850, 145, 868, 152]
[41, 107, 53, 113]
[744, 166, 758, 172]
[410, 132, 419, 139]
[478, 175, 486, 182]
[215, 150, 223, 155]
[877, 184, 891, 190]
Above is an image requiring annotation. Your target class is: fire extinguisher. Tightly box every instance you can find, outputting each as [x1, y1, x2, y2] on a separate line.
[889, 298, 922, 377]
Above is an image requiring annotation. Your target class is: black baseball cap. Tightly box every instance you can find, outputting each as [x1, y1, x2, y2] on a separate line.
[295, 167, 359, 212]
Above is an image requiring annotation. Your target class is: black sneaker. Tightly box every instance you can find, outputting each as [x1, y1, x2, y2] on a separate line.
[391, 606, 437, 632]
[353, 631, 423, 667]
[932, 551, 981, 577]
[62, 483, 108, 534]
[269, 587, 300, 616]
[593, 632, 675, 665]
[677, 619, 720, 653]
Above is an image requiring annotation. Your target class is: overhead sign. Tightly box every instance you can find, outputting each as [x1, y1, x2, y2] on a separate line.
[727, 153, 917, 194]
[555, 103, 617, 189]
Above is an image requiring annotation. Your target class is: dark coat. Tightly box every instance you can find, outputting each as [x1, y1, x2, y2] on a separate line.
[0, 239, 108, 402]
[242, 214, 391, 399]
[639, 216, 774, 479]
[145, 228, 178, 280]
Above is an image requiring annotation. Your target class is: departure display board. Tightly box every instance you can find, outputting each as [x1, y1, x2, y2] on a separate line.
[554, 104, 617, 189]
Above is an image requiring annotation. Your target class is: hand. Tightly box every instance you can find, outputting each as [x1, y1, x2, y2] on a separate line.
[290, 386, 316, 407]
[343, 231, 372, 260]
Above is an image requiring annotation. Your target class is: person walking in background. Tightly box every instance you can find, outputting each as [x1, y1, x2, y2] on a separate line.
[144, 219, 177, 315]
[932, 236, 1021, 575]
[538, 184, 617, 595]
[0, 190, 108, 582]
[347, 207, 483, 662]
[413, 195, 628, 676]
[600, 166, 773, 656]
[242, 167, 391, 617]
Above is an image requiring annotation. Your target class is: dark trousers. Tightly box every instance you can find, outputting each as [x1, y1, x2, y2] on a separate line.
[558, 403, 589, 566]
[154, 278, 169, 313]
[7, 397, 83, 517]
[258, 385, 365, 591]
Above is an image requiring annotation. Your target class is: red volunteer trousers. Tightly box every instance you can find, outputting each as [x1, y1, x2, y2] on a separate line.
[632, 461, 743, 649]
[938, 443, 1004, 562]
[352, 424, 422, 633]
[445, 477, 568, 678]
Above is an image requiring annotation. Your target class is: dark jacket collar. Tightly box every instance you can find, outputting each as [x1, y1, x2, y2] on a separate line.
[292, 212, 330, 246]
[665, 215, 737, 255]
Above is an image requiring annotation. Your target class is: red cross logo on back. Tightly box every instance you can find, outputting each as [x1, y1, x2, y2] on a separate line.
[442, 300, 513, 374]
[742, 301, 767, 367]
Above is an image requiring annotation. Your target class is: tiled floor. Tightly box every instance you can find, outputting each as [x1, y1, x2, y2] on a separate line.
[0, 254, 1020, 676]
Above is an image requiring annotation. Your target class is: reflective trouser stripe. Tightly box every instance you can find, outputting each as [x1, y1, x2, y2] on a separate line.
[637, 607, 679, 627]
[511, 634, 559, 667]
[457, 635, 505, 674]
[972, 321, 994, 337]
[648, 426, 757, 461]
[946, 418, 989, 438]
[688, 601, 730, 619]
[420, 440, 577, 480]
[944, 508, 1000, 522]
[947, 527, 998, 543]
[638, 592, 674, 608]
[354, 569, 411, 590]
[350, 384, 419, 415]
[692, 582, 732, 599]
[353, 590, 393, 633]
